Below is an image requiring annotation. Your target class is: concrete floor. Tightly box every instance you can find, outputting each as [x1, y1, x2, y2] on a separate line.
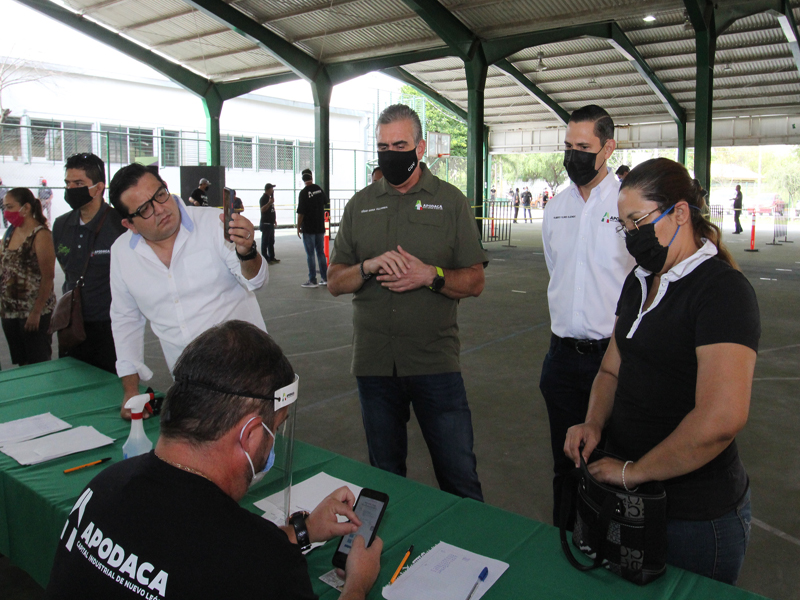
[2, 215, 799, 600]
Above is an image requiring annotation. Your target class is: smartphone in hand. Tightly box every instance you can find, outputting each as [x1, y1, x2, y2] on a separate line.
[332, 488, 389, 569]
[223, 187, 235, 242]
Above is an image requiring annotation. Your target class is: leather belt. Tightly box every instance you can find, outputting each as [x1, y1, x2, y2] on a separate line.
[556, 335, 610, 355]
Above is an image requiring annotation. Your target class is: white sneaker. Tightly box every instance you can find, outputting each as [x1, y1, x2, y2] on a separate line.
[301, 281, 317, 288]
[318, 280, 328, 286]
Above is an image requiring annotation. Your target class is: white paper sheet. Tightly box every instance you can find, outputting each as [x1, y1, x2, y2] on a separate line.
[382, 542, 508, 600]
[255, 472, 363, 526]
[0, 413, 71, 447]
[0, 426, 114, 465]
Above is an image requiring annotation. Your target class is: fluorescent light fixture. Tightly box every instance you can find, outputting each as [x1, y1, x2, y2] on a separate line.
[643, 15, 656, 22]
[724, 63, 733, 72]
[535, 52, 548, 72]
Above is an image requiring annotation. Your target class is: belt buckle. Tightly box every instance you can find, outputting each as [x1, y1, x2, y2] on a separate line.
[575, 340, 591, 355]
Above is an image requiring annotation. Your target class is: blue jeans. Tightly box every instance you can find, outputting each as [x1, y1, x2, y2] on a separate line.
[539, 334, 606, 525]
[302, 233, 327, 283]
[666, 488, 751, 585]
[356, 372, 483, 501]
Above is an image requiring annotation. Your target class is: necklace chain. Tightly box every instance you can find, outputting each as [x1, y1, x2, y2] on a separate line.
[156, 452, 212, 482]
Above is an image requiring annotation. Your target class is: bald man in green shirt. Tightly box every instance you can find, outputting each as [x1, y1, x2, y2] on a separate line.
[328, 104, 487, 500]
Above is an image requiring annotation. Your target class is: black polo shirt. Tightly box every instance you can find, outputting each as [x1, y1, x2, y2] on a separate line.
[297, 184, 327, 234]
[260, 193, 276, 225]
[53, 203, 126, 322]
[609, 254, 760, 520]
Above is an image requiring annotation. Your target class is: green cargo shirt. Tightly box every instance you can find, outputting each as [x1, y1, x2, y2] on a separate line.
[330, 163, 488, 377]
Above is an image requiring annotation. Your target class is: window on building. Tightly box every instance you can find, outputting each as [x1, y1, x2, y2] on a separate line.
[258, 137, 276, 171]
[129, 127, 154, 160]
[160, 130, 180, 167]
[298, 141, 314, 172]
[0, 117, 22, 158]
[30, 119, 63, 161]
[277, 139, 293, 171]
[233, 136, 252, 169]
[62, 122, 93, 157]
[100, 125, 129, 164]
[221, 134, 233, 169]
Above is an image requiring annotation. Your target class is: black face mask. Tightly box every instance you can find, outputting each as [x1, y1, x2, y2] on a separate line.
[64, 184, 97, 210]
[624, 203, 681, 273]
[377, 148, 418, 186]
[563, 149, 603, 187]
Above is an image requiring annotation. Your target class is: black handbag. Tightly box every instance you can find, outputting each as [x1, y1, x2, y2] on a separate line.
[559, 448, 668, 585]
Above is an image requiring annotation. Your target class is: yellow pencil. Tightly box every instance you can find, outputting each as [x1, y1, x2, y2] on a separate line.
[64, 457, 111, 474]
[389, 545, 413, 585]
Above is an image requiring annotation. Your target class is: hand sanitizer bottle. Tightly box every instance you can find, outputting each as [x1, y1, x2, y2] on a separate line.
[123, 393, 153, 459]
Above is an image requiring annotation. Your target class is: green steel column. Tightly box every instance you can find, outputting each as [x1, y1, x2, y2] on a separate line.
[202, 89, 223, 167]
[483, 126, 490, 204]
[677, 119, 687, 166]
[465, 50, 488, 221]
[312, 74, 333, 203]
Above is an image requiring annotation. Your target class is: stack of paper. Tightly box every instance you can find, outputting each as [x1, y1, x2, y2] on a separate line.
[382, 542, 508, 600]
[0, 413, 71, 446]
[1, 426, 114, 465]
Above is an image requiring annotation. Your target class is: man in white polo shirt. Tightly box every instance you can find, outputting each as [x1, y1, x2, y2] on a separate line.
[107, 163, 266, 419]
[540, 105, 635, 525]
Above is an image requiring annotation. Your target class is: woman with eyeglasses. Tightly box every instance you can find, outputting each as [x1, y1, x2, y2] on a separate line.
[564, 158, 760, 585]
[1, 188, 57, 365]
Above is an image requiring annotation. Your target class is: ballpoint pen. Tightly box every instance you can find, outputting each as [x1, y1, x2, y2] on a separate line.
[465, 567, 488, 600]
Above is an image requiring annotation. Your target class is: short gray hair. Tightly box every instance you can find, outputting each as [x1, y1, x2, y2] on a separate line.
[376, 104, 423, 146]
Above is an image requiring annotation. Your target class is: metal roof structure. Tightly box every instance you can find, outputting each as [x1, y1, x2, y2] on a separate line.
[16, 0, 800, 203]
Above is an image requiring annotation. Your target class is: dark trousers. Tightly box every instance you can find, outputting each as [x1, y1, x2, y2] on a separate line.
[302, 233, 327, 283]
[513, 206, 519, 222]
[357, 372, 484, 501]
[2, 314, 52, 366]
[260, 223, 275, 261]
[59, 319, 117, 374]
[539, 334, 607, 526]
[734, 209, 743, 233]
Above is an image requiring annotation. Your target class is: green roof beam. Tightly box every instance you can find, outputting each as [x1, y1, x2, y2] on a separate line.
[326, 47, 456, 85]
[495, 59, 569, 125]
[774, 0, 800, 72]
[182, 0, 320, 82]
[216, 72, 300, 102]
[606, 23, 685, 126]
[381, 67, 467, 122]
[401, 0, 479, 61]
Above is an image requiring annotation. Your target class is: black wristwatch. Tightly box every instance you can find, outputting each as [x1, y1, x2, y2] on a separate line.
[429, 266, 445, 293]
[360, 260, 373, 280]
[236, 241, 259, 261]
[289, 511, 311, 550]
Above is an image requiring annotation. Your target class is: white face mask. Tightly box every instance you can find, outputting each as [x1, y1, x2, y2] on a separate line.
[239, 416, 275, 490]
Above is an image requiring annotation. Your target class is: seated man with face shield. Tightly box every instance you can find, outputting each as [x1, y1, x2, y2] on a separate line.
[46, 320, 383, 600]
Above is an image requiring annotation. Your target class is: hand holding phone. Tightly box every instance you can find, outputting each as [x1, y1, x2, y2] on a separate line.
[332, 488, 389, 569]
[222, 187, 235, 241]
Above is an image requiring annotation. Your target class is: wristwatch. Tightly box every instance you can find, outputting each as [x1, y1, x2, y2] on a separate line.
[236, 241, 259, 261]
[429, 266, 445, 293]
[360, 260, 373, 280]
[289, 511, 311, 550]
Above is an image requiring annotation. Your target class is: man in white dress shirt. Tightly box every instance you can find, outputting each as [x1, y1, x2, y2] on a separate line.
[108, 163, 267, 418]
[540, 105, 635, 525]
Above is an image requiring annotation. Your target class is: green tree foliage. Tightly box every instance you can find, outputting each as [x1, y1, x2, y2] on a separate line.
[767, 148, 800, 208]
[496, 153, 568, 193]
[400, 85, 467, 156]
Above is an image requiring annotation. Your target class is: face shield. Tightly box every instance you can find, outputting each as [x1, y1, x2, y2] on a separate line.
[244, 374, 299, 526]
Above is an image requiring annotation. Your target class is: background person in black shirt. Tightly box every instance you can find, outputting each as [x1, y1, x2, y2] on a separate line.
[296, 169, 328, 287]
[260, 183, 278, 264]
[46, 320, 383, 600]
[53, 153, 125, 373]
[732, 184, 744, 234]
[565, 158, 760, 585]
[189, 178, 210, 206]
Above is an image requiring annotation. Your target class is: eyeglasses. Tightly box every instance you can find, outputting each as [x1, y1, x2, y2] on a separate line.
[129, 187, 170, 220]
[613, 208, 662, 239]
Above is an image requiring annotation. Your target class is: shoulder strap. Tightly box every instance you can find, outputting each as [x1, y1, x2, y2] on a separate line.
[78, 205, 111, 280]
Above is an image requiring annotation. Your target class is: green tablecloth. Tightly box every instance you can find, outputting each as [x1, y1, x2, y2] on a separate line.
[0, 359, 767, 599]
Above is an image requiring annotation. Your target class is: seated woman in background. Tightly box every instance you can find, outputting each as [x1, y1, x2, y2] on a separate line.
[565, 157, 760, 585]
[1, 188, 57, 366]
